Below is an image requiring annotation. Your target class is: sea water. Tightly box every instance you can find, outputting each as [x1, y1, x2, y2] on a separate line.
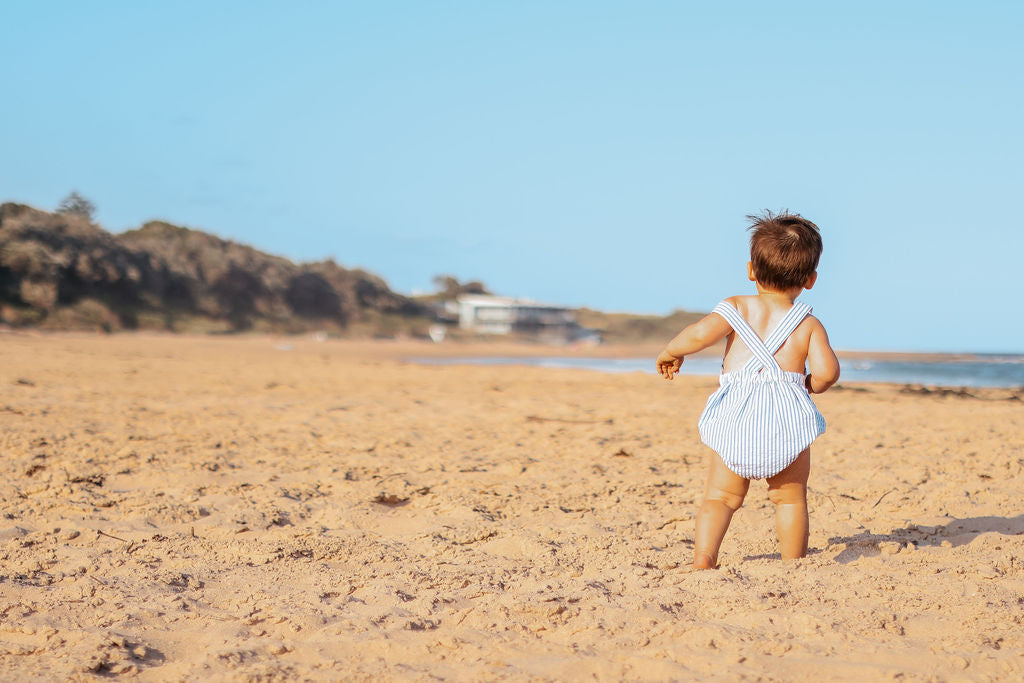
[413, 354, 1024, 388]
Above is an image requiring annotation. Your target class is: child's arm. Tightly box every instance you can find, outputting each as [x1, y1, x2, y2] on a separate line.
[805, 317, 840, 393]
[656, 313, 732, 380]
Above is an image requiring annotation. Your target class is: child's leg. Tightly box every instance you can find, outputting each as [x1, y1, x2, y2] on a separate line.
[765, 448, 811, 559]
[693, 452, 749, 569]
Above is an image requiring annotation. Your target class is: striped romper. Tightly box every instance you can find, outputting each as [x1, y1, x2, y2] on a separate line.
[697, 300, 826, 479]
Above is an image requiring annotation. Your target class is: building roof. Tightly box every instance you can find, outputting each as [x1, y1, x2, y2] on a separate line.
[455, 294, 567, 310]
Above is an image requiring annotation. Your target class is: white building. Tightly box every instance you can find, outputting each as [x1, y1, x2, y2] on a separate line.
[450, 294, 597, 342]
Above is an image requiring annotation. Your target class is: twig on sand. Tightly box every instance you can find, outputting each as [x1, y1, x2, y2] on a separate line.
[656, 517, 687, 530]
[872, 488, 897, 509]
[809, 487, 838, 510]
[97, 530, 129, 543]
[453, 530, 497, 545]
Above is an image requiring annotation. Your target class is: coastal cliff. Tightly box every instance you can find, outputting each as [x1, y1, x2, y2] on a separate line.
[0, 203, 426, 334]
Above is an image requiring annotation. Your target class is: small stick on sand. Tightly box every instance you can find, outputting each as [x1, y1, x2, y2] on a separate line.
[872, 488, 897, 509]
[656, 517, 687, 530]
[97, 530, 129, 543]
[809, 488, 839, 511]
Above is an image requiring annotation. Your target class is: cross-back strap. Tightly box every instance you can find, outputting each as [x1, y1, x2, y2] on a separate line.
[711, 302, 780, 371]
[711, 300, 813, 372]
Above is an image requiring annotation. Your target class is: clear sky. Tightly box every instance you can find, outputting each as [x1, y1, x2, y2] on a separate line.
[2, 1, 1022, 352]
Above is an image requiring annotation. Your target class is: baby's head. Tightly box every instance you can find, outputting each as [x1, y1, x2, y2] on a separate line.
[746, 210, 822, 292]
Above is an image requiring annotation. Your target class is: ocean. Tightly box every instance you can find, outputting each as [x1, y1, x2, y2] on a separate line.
[413, 354, 1024, 389]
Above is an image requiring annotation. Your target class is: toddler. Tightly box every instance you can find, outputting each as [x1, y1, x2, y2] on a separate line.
[656, 211, 840, 569]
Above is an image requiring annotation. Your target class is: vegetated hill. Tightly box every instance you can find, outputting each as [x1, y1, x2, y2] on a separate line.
[0, 202, 428, 334]
[574, 307, 705, 345]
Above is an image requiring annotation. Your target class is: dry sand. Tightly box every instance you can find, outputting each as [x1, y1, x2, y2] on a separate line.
[0, 333, 1022, 681]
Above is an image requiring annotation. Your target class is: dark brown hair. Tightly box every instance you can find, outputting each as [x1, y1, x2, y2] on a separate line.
[747, 210, 822, 290]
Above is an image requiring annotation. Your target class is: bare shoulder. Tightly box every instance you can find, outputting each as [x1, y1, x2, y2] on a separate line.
[710, 295, 753, 322]
[802, 314, 828, 333]
[720, 294, 754, 310]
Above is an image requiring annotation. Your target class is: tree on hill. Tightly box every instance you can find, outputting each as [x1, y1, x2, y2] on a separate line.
[432, 274, 490, 299]
[56, 192, 96, 221]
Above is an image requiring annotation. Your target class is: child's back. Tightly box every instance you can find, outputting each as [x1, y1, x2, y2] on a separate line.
[719, 295, 820, 374]
[655, 211, 840, 569]
[698, 296, 824, 479]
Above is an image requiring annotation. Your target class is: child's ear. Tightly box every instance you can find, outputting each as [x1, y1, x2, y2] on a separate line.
[804, 271, 818, 290]
[747, 262, 756, 282]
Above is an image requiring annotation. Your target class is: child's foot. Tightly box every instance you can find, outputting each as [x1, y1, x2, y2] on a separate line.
[692, 553, 716, 570]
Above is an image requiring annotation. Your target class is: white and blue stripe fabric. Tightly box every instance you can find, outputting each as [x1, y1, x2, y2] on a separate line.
[697, 300, 826, 479]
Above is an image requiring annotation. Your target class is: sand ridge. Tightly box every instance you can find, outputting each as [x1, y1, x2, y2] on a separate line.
[0, 334, 1022, 680]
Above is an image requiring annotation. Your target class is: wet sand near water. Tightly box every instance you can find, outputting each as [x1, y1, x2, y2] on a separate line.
[1, 334, 1022, 680]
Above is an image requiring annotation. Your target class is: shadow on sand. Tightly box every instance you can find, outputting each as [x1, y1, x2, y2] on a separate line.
[742, 514, 1024, 564]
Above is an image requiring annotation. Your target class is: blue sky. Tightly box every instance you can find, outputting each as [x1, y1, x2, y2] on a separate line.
[2, 1, 1022, 352]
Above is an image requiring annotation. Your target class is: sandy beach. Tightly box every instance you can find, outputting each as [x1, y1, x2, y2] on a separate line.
[1, 333, 1021, 681]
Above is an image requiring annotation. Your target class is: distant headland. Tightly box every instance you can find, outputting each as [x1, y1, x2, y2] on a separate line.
[0, 198, 701, 343]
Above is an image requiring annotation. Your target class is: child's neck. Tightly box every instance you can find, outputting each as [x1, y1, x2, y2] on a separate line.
[754, 283, 802, 304]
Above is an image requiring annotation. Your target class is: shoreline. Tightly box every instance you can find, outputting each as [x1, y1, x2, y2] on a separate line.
[1, 327, 1019, 363]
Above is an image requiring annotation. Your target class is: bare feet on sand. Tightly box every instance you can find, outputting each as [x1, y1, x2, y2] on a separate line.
[692, 553, 716, 570]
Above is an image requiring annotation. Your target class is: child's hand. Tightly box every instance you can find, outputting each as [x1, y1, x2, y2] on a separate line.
[656, 350, 682, 380]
